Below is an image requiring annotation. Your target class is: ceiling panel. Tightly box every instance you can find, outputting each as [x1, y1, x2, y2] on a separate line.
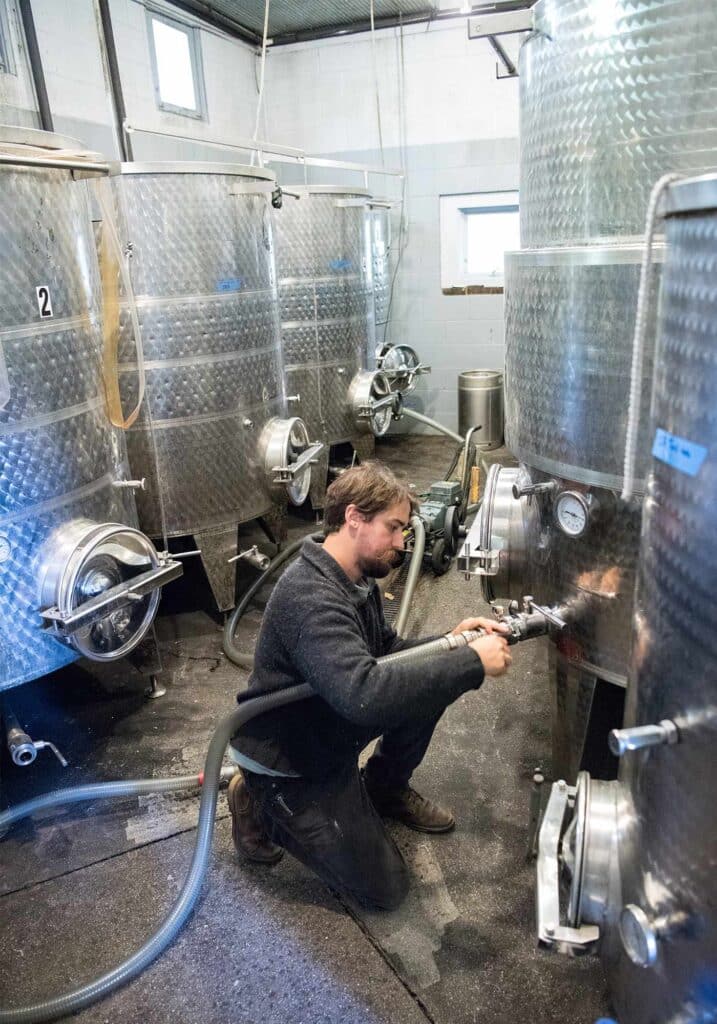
[180, 1, 439, 43]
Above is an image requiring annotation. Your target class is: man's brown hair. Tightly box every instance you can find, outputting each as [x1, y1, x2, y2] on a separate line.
[323, 461, 418, 534]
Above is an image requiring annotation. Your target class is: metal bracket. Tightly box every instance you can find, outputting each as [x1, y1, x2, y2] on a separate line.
[536, 781, 600, 956]
[40, 559, 183, 636]
[270, 440, 324, 483]
[468, 9, 535, 38]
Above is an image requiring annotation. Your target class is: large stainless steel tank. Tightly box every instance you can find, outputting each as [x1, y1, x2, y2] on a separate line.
[273, 186, 394, 501]
[536, 173, 717, 1024]
[0, 127, 178, 695]
[106, 163, 318, 610]
[461, 0, 717, 779]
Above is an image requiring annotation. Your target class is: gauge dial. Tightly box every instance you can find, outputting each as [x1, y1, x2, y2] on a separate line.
[555, 491, 590, 538]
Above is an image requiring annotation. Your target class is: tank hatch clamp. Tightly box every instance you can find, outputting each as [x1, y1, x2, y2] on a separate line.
[36, 520, 182, 662]
[349, 370, 401, 437]
[536, 779, 601, 957]
[260, 417, 323, 507]
[376, 344, 431, 395]
[40, 560, 182, 637]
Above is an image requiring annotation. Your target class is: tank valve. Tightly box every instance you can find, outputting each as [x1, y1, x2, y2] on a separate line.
[608, 720, 679, 756]
[511, 481, 557, 500]
[5, 711, 68, 768]
[228, 546, 271, 572]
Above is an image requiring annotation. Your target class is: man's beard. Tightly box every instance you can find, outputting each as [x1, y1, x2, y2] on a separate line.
[361, 548, 406, 579]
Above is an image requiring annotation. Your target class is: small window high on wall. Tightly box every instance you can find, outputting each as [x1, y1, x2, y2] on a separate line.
[147, 8, 207, 119]
[0, 0, 15, 75]
[440, 191, 519, 291]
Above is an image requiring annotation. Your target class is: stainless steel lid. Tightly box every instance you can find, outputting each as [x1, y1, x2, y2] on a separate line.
[0, 124, 85, 151]
[664, 173, 717, 216]
[111, 161, 276, 181]
[459, 369, 503, 389]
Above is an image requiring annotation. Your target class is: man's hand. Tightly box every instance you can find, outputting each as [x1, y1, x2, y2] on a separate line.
[451, 616, 510, 637]
[469, 634, 512, 676]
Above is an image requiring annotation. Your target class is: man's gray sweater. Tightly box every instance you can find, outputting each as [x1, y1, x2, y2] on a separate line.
[232, 536, 485, 780]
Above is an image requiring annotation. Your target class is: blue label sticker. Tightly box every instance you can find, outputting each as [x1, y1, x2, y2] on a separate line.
[217, 277, 243, 292]
[329, 258, 352, 271]
[652, 428, 708, 477]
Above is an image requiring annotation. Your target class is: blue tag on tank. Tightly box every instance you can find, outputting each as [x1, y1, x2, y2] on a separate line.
[217, 277, 243, 292]
[652, 428, 708, 477]
[329, 258, 352, 271]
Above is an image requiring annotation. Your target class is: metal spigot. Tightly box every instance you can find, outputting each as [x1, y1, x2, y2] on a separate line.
[228, 545, 270, 571]
[5, 711, 68, 768]
[609, 720, 679, 756]
[113, 477, 146, 490]
[511, 481, 557, 500]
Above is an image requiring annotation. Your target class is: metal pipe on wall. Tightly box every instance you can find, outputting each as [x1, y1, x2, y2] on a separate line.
[18, 0, 53, 133]
[96, 0, 133, 162]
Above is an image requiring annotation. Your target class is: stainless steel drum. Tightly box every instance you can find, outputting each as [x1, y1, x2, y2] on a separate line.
[0, 127, 177, 692]
[535, 173, 717, 1024]
[457, 369, 503, 449]
[461, 0, 717, 781]
[273, 186, 392, 499]
[106, 163, 317, 610]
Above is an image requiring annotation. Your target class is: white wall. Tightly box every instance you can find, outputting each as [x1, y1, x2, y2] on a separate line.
[263, 19, 521, 433]
[1, 0, 260, 159]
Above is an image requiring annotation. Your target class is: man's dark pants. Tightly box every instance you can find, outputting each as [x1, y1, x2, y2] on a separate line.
[242, 712, 442, 910]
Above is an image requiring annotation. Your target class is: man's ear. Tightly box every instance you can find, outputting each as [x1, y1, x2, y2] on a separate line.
[345, 503, 364, 531]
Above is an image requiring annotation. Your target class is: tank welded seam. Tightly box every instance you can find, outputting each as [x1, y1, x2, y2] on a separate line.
[125, 288, 275, 308]
[281, 315, 365, 330]
[117, 343, 280, 372]
[0, 471, 115, 527]
[279, 274, 362, 287]
[284, 359, 358, 372]
[0, 314, 94, 341]
[129, 395, 283, 431]
[0, 396, 105, 436]
[506, 242, 667, 268]
[508, 446, 646, 495]
[568, 658, 628, 689]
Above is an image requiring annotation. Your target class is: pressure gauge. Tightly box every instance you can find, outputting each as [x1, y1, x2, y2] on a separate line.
[555, 490, 592, 538]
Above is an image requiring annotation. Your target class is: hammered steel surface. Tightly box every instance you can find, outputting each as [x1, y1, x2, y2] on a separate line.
[505, 250, 660, 488]
[0, 163, 135, 690]
[522, 0, 717, 248]
[606, 199, 717, 1024]
[367, 205, 392, 352]
[274, 191, 371, 447]
[109, 171, 285, 538]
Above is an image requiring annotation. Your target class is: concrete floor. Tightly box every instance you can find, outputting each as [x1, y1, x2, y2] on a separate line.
[0, 435, 610, 1023]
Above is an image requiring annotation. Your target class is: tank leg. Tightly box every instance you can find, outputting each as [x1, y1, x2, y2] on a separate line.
[145, 675, 167, 699]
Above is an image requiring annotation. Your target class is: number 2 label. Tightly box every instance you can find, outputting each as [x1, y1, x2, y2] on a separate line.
[36, 285, 53, 318]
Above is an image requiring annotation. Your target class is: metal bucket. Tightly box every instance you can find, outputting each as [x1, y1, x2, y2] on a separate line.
[457, 370, 503, 449]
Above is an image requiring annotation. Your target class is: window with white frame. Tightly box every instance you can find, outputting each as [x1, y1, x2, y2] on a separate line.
[440, 191, 519, 290]
[0, 0, 15, 75]
[147, 8, 207, 119]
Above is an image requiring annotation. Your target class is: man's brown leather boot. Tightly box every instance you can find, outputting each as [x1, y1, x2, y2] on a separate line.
[365, 781, 456, 834]
[226, 772, 284, 864]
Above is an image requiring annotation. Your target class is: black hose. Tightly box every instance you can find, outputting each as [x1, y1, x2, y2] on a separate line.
[1, 628, 479, 1022]
[222, 533, 322, 668]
